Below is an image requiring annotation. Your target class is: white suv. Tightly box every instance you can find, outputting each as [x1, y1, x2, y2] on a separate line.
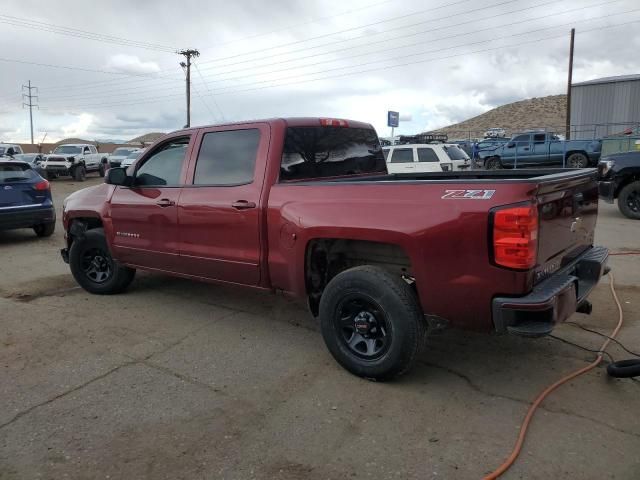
[484, 127, 507, 138]
[384, 144, 470, 174]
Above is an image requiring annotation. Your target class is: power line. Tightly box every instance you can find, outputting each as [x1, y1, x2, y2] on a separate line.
[39, 19, 640, 111]
[0, 14, 178, 52]
[193, 62, 226, 122]
[196, 0, 499, 66]
[40, 0, 618, 106]
[195, 0, 629, 86]
[196, 0, 623, 81]
[199, 0, 395, 51]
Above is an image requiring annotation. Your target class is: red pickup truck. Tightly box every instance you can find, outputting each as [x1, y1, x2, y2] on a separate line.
[61, 118, 608, 380]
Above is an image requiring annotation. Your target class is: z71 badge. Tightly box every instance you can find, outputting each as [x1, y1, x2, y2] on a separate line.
[442, 189, 496, 200]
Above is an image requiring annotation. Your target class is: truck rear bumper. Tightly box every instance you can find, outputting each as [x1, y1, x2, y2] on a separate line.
[598, 180, 616, 203]
[492, 246, 609, 337]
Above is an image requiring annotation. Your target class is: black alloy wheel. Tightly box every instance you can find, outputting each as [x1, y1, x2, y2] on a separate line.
[81, 247, 113, 284]
[335, 295, 391, 360]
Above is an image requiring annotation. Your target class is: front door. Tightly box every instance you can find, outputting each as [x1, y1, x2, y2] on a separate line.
[177, 125, 269, 285]
[109, 136, 191, 271]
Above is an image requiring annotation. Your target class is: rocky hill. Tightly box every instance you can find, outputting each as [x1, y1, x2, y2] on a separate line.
[428, 94, 567, 139]
[129, 132, 166, 144]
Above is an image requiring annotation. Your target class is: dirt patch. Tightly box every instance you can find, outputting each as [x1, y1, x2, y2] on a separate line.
[1, 274, 80, 302]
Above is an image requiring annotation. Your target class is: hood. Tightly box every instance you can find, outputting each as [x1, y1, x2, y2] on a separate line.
[64, 182, 115, 216]
[109, 155, 129, 161]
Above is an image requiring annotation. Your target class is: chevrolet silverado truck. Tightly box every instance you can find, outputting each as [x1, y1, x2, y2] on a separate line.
[482, 132, 602, 169]
[41, 144, 109, 181]
[61, 118, 609, 380]
[598, 150, 640, 219]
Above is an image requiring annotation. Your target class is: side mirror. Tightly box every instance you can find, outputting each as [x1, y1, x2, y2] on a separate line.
[105, 167, 130, 186]
[506, 142, 515, 148]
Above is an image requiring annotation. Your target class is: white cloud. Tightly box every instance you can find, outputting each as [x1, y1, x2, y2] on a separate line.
[62, 113, 94, 138]
[104, 54, 161, 75]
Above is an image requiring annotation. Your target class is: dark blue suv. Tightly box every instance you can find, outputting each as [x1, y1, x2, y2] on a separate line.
[0, 160, 56, 237]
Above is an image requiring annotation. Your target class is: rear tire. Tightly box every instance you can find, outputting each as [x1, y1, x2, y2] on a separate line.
[69, 228, 136, 294]
[618, 181, 640, 219]
[567, 153, 588, 168]
[485, 157, 502, 170]
[73, 165, 86, 182]
[98, 162, 106, 177]
[319, 266, 426, 381]
[34, 222, 56, 237]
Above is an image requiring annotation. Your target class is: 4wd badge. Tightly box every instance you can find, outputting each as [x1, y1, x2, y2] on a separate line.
[442, 189, 496, 200]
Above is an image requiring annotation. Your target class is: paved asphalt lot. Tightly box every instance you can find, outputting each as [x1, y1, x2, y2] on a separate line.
[1, 175, 639, 480]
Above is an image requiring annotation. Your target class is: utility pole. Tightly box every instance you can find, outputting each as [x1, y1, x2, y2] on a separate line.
[178, 49, 200, 128]
[565, 28, 575, 140]
[22, 80, 38, 144]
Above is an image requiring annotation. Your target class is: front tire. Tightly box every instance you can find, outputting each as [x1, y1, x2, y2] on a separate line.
[73, 165, 86, 181]
[69, 228, 136, 294]
[485, 157, 502, 170]
[98, 162, 106, 177]
[618, 181, 640, 219]
[34, 222, 56, 237]
[319, 266, 426, 381]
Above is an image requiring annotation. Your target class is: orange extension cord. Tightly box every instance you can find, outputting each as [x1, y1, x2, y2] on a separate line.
[482, 272, 625, 479]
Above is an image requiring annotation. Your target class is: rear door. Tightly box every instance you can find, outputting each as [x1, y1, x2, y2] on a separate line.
[387, 147, 415, 173]
[416, 147, 445, 172]
[109, 135, 192, 271]
[177, 124, 269, 285]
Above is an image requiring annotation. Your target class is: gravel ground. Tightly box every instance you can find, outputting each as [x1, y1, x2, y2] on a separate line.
[0, 175, 639, 480]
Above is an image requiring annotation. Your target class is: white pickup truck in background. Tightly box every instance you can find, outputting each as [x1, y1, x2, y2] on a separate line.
[40, 144, 109, 181]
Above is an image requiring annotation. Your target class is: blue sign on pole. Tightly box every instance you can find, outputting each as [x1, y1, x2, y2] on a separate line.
[387, 111, 399, 128]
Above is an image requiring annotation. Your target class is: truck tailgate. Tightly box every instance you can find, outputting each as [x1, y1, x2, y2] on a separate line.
[534, 170, 599, 283]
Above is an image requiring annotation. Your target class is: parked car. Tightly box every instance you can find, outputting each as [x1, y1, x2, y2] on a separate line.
[481, 132, 602, 169]
[0, 144, 24, 157]
[108, 147, 141, 168]
[484, 127, 507, 138]
[121, 148, 146, 168]
[13, 153, 46, 177]
[384, 143, 470, 173]
[61, 117, 608, 380]
[0, 160, 55, 237]
[40, 144, 109, 181]
[598, 151, 640, 219]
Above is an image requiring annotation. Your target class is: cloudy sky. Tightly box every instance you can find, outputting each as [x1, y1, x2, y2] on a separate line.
[1, 0, 639, 142]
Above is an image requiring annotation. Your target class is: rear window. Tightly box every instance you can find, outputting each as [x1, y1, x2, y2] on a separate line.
[280, 127, 385, 181]
[194, 129, 260, 185]
[0, 163, 36, 182]
[443, 145, 468, 160]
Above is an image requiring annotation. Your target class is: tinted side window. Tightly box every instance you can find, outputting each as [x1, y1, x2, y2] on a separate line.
[194, 129, 260, 185]
[280, 126, 386, 181]
[533, 134, 546, 143]
[443, 146, 467, 160]
[513, 135, 530, 144]
[390, 148, 414, 163]
[417, 148, 438, 162]
[136, 139, 189, 187]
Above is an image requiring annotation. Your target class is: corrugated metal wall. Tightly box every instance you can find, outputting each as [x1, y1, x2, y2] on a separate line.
[570, 79, 640, 139]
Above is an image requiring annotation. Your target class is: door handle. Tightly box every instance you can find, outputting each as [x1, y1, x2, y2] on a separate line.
[232, 200, 256, 210]
[523, 147, 530, 151]
[156, 198, 175, 207]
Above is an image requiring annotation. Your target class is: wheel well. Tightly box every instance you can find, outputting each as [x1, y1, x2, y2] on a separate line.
[565, 150, 588, 159]
[615, 174, 640, 198]
[67, 217, 103, 246]
[305, 238, 413, 316]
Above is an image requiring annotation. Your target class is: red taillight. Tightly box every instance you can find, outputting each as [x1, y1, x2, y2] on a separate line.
[33, 179, 50, 191]
[492, 203, 538, 270]
[320, 118, 349, 127]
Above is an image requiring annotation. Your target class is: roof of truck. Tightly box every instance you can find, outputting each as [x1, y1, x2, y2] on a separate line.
[172, 117, 374, 135]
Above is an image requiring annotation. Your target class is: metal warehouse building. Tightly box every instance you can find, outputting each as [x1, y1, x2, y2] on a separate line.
[570, 74, 640, 139]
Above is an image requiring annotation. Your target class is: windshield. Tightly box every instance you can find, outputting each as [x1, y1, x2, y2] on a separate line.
[0, 163, 36, 182]
[127, 150, 143, 158]
[443, 145, 468, 160]
[53, 145, 83, 155]
[280, 126, 386, 181]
